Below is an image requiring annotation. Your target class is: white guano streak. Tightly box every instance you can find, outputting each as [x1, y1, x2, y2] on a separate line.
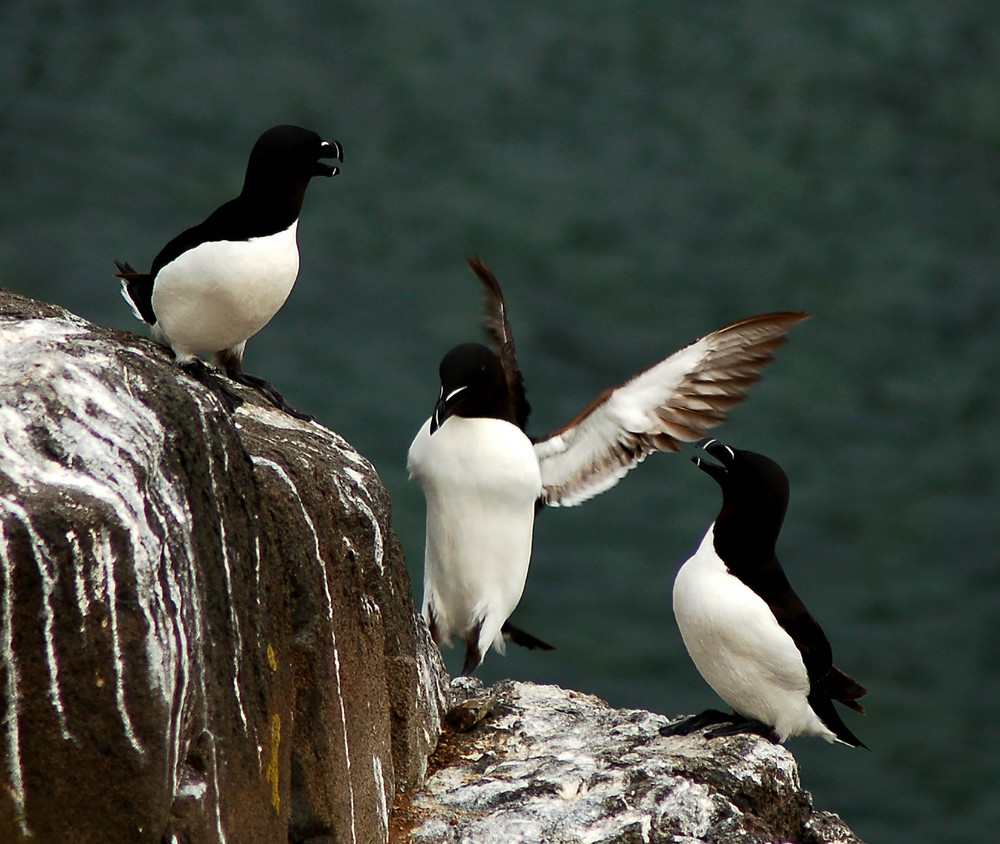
[193, 410, 248, 733]
[339, 467, 385, 574]
[67, 532, 91, 632]
[0, 498, 71, 743]
[0, 319, 226, 841]
[180, 391, 234, 844]
[0, 522, 28, 836]
[0, 357, 168, 755]
[251, 456, 358, 844]
[91, 525, 143, 754]
[373, 755, 388, 841]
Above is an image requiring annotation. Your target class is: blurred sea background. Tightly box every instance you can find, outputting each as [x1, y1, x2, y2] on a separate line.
[2, 2, 998, 841]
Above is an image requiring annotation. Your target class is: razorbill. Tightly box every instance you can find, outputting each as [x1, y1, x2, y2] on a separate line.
[115, 124, 343, 417]
[661, 439, 867, 747]
[407, 257, 809, 674]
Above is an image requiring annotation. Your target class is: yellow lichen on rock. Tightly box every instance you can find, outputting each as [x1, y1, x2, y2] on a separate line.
[266, 713, 281, 814]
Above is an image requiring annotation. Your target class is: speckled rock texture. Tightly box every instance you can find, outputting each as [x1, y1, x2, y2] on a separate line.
[394, 678, 865, 844]
[0, 288, 447, 844]
[0, 288, 866, 844]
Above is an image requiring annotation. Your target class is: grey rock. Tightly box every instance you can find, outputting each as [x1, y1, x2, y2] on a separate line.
[0, 288, 447, 843]
[0, 287, 865, 844]
[396, 679, 865, 844]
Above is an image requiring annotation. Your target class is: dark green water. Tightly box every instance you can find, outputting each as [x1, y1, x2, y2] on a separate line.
[3, 2, 999, 841]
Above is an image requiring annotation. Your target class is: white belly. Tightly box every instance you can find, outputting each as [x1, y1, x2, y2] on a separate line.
[407, 416, 543, 657]
[672, 526, 834, 742]
[152, 221, 299, 358]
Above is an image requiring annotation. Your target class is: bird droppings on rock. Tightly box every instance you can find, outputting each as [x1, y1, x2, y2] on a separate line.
[393, 679, 865, 844]
[0, 288, 446, 843]
[1, 288, 864, 844]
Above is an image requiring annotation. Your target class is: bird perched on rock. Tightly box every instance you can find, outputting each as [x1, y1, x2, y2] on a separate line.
[661, 438, 867, 747]
[407, 257, 808, 674]
[115, 124, 343, 417]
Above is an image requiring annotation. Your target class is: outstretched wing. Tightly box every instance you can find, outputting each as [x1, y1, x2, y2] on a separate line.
[534, 312, 809, 507]
[466, 256, 531, 431]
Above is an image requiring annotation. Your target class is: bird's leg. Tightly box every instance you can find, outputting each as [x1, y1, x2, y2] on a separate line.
[178, 359, 243, 414]
[216, 347, 313, 421]
[460, 621, 485, 676]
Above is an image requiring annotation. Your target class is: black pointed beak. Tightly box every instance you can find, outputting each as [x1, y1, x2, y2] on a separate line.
[429, 385, 467, 435]
[315, 139, 344, 177]
[430, 395, 446, 435]
[691, 438, 733, 482]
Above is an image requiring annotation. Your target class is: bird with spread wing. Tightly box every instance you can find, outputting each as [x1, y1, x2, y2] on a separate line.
[407, 257, 809, 673]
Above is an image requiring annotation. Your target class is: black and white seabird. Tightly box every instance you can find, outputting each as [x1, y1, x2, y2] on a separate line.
[660, 439, 867, 747]
[115, 124, 343, 417]
[407, 257, 809, 674]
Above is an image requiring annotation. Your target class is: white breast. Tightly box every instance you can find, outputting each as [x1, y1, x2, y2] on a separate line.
[673, 525, 835, 741]
[407, 416, 542, 658]
[151, 221, 300, 359]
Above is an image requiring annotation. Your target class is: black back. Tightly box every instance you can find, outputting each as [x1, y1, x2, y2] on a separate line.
[118, 125, 340, 324]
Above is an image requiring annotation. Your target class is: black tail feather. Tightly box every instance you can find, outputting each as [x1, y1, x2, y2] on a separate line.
[113, 259, 140, 277]
[814, 664, 868, 716]
[824, 665, 867, 713]
[113, 260, 157, 324]
[501, 622, 555, 652]
[808, 692, 868, 749]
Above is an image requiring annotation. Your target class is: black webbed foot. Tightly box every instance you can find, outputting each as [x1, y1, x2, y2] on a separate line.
[705, 715, 780, 744]
[659, 709, 780, 744]
[659, 709, 735, 738]
[225, 370, 313, 421]
[179, 360, 243, 414]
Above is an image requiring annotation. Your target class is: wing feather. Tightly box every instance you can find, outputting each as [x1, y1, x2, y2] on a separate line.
[466, 256, 531, 430]
[534, 312, 809, 506]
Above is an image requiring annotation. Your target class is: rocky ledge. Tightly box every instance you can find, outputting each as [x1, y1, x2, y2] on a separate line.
[393, 679, 864, 844]
[0, 287, 447, 843]
[0, 288, 863, 844]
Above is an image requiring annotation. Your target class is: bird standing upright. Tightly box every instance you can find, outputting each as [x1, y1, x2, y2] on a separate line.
[662, 438, 867, 747]
[115, 124, 343, 417]
[407, 258, 809, 674]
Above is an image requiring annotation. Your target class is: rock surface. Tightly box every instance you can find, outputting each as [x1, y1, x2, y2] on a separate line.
[1, 288, 865, 844]
[393, 678, 865, 844]
[0, 288, 447, 843]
